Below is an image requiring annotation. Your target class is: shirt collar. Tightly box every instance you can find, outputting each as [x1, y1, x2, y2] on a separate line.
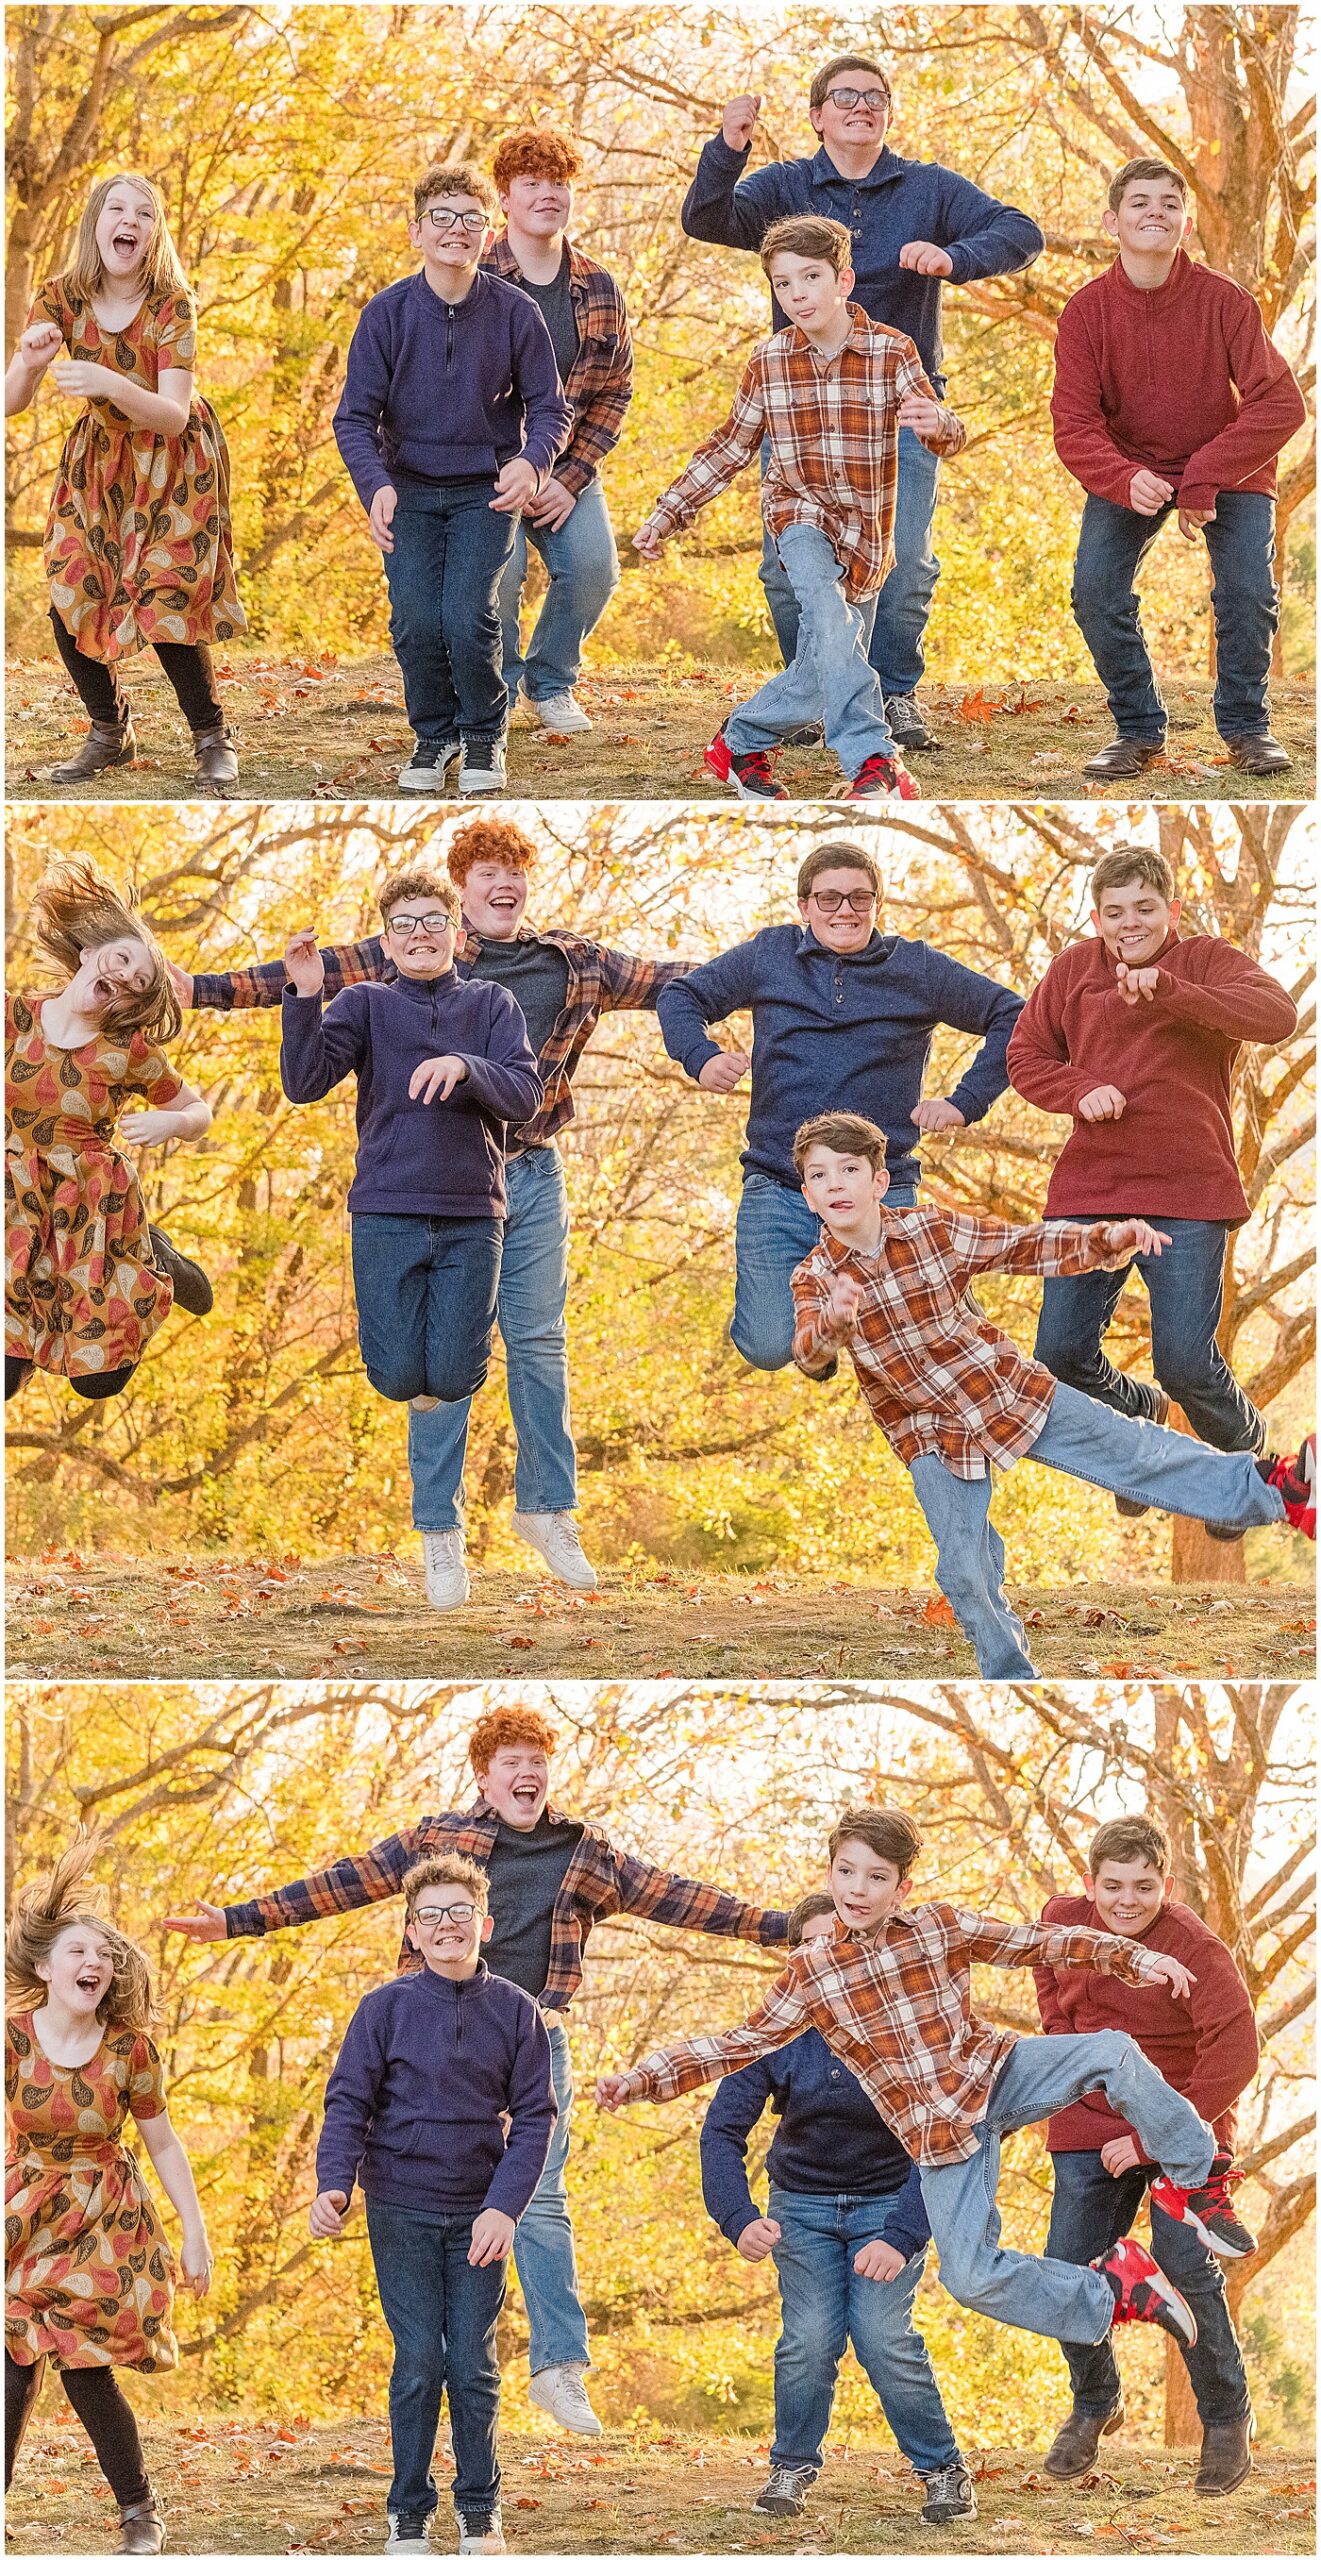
[796, 924, 888, 959]
[809, 142, 903, 190]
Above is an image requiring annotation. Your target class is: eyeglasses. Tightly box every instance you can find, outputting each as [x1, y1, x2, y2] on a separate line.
[386, 913, 453, 936]
[825, 86, 889, 110]
[412, 1904, 478, 1928]
[421, 208, 488, 233]
[810, 889, 877, 914]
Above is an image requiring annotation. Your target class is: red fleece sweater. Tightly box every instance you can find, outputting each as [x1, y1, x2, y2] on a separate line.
[1033, 1894, 1259, 2159]
[1006, 931, 1297, 1224]
[1051, 251, 1306, 514]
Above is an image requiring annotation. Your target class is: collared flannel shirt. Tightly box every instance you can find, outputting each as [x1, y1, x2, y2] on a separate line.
[224, 1797, 789, 2010]
[625, 1901, 1167, 2169]
[791, 1210, 1133, 1480]
[485, 234, 634, 499]
[191, 926, 687, 1152]
[648, 305, 966, 602]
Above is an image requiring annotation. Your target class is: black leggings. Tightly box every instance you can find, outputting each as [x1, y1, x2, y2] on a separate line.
[6, 1356, 136, 1401]
[5, 2353, 150, 2505]
[50, 608, 223, 735]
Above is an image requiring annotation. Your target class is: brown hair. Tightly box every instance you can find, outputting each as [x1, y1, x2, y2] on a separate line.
[829, 1806, 922, 1877]
[788, 1890, 838, 1945]
[377, 865, 459, 928]
[403, 1852, 490, 1915]
[761, 215, 853, 280]
[447, 817, 537, 886]
[413, 164, 496, 221]
[6, 1835, 159, 2036]
[1108, 157, 1188, 214]
[797, 839, 880, 901]
[65, 172, 190, 306]
[29, 858, 182, 1045]
[1088, 1815, 1171, 1878]
[468, 1705, 558, 1773]
[809, 55, 891, 115]
[1090, 845, 1175, 906]
[493, 129, 583, 191]
[792, 1110, 887, 1177]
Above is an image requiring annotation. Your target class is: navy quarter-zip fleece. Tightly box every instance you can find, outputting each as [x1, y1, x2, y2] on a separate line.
[316, 1962, 556, 2217]
[700, 2029, 930, 2249]
[333, 268, 573, 508]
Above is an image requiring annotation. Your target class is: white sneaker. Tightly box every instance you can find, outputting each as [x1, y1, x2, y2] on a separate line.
[458, 737, 506, 795]
[527, 2363, 603, 2435]
[456, 2510, 506, 2556]
[532, 690, 592, 734]
[384, 2518, 432, 2555]
[398, 739, 459, 794]
[512, 1511, 598, 1592]
[421, 1528, 469, 1610]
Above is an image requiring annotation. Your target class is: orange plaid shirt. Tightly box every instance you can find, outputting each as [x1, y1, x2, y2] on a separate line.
[624, 1902, 1165, 2167]
[648, 305, 966, 600]
[791, 1210, 1132, 1480]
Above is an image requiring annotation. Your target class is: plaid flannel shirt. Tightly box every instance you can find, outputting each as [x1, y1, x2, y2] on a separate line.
[485, 234, 634, 499]
[791, 1210, 1133, 1479]
[191, 926, 686, 1151]
[649, 306, 966, 601]
[624, 1901, 1165, 2168]
[224, 1798, 789, 2008]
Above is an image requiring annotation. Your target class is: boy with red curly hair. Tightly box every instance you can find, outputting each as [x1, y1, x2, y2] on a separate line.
[168, 1702, 789, 2442]
[483, 130, 633, 736]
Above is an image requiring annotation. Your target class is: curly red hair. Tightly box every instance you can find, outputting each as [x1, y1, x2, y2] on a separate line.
[468, 1706, 558, 1773]
[492, 129, 583, 192]
[447, 817, 537, 886]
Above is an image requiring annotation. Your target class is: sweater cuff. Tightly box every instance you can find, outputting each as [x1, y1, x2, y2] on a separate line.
[1176, 478, 1218, 515]
[720, 2202, 759, 2244]
[943, 244, 972, 287]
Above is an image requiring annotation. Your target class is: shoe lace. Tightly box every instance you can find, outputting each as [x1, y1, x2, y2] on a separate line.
[735, 749, 777, 781]
[924, 2462, 967, 2494]
[540, 1515, 585, 1559]
[764, 2465, 807, 2495]
[465, 737, 496, 766]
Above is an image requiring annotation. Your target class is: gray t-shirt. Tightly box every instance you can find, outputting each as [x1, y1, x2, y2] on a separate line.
[511, 251, 579, 391]
[471, 934, 571, 1066]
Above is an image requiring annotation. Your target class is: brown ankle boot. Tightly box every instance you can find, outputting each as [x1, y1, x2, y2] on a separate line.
[50, 717, 136, 784]
[1195, 2416, 1255, 2496]
[116, 2494, 164, 2553]
[192, 727, 239, 786]
[1043, 2400, 1125, 2480]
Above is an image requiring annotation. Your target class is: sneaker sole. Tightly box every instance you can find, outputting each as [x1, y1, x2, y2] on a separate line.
[398, 758, 459, 794]
[423, 1579, 470, 1610]
[459, 776, 507, 796]
[1139, 2261, 1199, 2344]
[1150, 2186, 1255, 2260]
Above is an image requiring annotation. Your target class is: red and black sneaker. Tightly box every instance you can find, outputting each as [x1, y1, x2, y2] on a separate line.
[845, 752, 919, 801]
[1150, 2154, 1257, 2259]
[703, 726, 788, 801]
[1092, 2236, 1197, 2346]
[1257, 1432, 1316, 1539]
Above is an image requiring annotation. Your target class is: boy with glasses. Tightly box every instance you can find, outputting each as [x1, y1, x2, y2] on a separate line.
[312, 1852, 555, 2556]
[334, 165, 572, 798]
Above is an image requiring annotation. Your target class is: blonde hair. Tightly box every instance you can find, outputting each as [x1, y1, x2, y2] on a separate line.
[7, 1834, 159, 2037]
[65, 172, 190, 307]
[28, 858, 182, 1044]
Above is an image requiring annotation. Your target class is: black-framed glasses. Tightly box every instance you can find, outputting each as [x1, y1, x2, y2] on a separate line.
[825, 86, 888, 110]
[386, 912, 453, 936]
[810, 889, 877, 915]
[412, 1903, 478, 1928]
[421, 208, 488, 233]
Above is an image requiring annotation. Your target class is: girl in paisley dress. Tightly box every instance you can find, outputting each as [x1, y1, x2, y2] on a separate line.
[6, 1836, 214, 2555]
[6, 859, 215, 1402]
[4, 170, 247, 788]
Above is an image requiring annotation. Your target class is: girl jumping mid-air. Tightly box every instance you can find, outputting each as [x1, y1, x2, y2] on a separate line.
[5, 170, 247, 787]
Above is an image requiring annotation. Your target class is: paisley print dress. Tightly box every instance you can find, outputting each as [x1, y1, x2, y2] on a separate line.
[5, 2013, 177, 2371]
[5, 990, 183, 1378]
[30, 274, 248, 661]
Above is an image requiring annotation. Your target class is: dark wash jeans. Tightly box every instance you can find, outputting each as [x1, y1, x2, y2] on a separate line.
[365, 2199, 506, 2518]
[382, 474, 518, 742]
[350, 1213, 502, 1405]
[1035, 1216, 1265, 1454]
[1070, 487, 1278, 742]
[1045, 2148, 1251, 2428]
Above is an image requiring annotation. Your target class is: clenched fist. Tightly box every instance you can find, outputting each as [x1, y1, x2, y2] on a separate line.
[722, 94, 761, 151]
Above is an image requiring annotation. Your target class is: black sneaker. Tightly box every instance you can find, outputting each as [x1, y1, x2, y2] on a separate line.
[458, 736, 507, 796]
[399, 738, 460, 794]
[753, 2463, 818, 2516]
[384, 2516, 433, 2554]
[148, 1226, 214, 1318]
[884, 690, 942, 751]
[1150, 2153, 1257, 2259]
[920, 2460, 977, 2525]
[456, 2507, 506, 2554]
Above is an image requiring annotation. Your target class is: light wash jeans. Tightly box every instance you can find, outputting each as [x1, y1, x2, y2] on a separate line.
[908, 1379, 1286, 1678]
[761, 427, 942, 698]
[920, 2033, 1215, 2345]
[726, 522, 896, 776]
[731, 1171, 918, 1371]
[767, 2183, 959, 2476]
[511, 2016, 591, 2375]
[498, 477, 620, 701]
[407, 1148, 576, 1532]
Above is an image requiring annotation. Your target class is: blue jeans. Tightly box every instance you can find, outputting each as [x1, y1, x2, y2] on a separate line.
[727, 523, 895, 775]
[350, 1214, 502, 1405]
[1046, 2147, 1251, 2428]
[761, 428, 941, 698]
[1035, 1219, 1265, 1454]
[767, 2183, 959, 2477]
[498, 477, 620, 700]
[407, 1148, 575, 1532]
[1070, 488, 1278, 742]
[921, 2035, 1215, 2345]
[383, 475, 518, 742]
[510, 2017, 590, 2375]
[365, 2199, 506, 2519]
[731, 1172, 918, 1371]
[908, 1380, 1286, 1677]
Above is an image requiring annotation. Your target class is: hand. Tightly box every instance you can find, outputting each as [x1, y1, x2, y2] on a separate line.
[524, 475, 577, 530]
[698, 1048, 751, 1092]
[118, 1110, 184, 1147]
[18, 321, 62, 376]
[469, 2207, 516, 2266]
[896, 391, 944, 436]
[1128, 467, 1174, 517]
[283, 929, 325, 997]
[1142, 1953, 1196, 2001]
[368, 485, 398, 553]
[854, 2237, 905, 2282]
[409, 1053, 468, 1105]
[1104, 1217, 1171, 1259]
[824, 1275, 864, 1342]
[736, 2216, 781, 2262]
[1076, 1083, 1127, 1123]
[722, 93, 761, 151]
[1100, 2135, 1142, 2177]
[490, 456, 539, 515]
[1178, 505, 1215, 540]
[309, 2188, 349, 2238]
[51, 358, 117, 400]
[911, 1097, 966, 1134]
[596, 2072, 638, 2112]
[180, 2232, 215, 2298]
[1115, 962, 1162, 1005]
[633, 519, 666, 563]
[897, 241, 954, 277]
[163, 1900, 227, 1942]
[165, 957, 195, 1006]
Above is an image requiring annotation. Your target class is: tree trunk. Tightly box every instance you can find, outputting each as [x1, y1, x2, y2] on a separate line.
[1164, 2335, 1202, 2444]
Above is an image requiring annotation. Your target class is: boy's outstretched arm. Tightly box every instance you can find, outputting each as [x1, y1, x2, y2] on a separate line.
[164, 1825, 431, 1941]
[180, 934, 390, 1014]
[608, 1843, 789, 1947]
[597, 1967, 812, 2110]
[955, 1907, 1194, 1999]
[636, 356, 768, 553]
[943, 1209, 1159, 1284]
